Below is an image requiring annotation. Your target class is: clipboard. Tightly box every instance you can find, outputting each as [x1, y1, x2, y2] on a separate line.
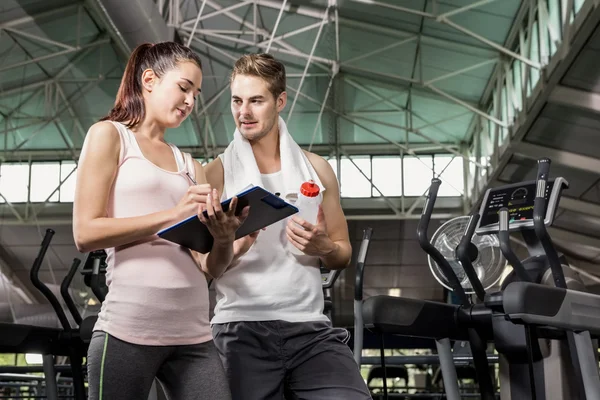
[157, 186, 298, 253]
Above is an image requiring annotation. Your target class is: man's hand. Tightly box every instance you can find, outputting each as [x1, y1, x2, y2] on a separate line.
[198, 189, 249, 244]
[286, 205, 336, 257]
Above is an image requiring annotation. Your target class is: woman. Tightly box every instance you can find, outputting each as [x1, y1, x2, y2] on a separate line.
[73, 42, 238, 400]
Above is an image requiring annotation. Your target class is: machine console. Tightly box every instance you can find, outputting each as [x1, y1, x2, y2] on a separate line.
[475, 177, 568, 234]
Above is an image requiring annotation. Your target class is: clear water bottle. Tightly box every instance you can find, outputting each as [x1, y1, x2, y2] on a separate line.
[288, 180, 321, 256]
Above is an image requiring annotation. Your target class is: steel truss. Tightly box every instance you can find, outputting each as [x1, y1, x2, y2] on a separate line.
[0, 0, 594, 222]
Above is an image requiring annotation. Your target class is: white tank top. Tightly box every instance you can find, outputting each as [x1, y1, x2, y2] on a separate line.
[211, 170, 328, 324]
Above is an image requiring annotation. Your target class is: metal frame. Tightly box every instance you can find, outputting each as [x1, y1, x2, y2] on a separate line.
[0, 0, 598, 225]
[0, 0, 593, 219]
[3, 0, 600, 315]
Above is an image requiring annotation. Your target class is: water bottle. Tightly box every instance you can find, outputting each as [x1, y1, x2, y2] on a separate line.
[288, 180, 321, 256]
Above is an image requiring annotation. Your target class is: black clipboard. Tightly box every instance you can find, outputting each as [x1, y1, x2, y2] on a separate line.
[157, 186, 298, 253]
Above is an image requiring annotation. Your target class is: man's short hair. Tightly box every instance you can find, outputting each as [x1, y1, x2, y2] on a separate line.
[230, 53, 286, 99]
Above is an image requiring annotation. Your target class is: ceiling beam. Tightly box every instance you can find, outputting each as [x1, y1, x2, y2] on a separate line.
[476, 2, 600, 199]
[560, 197, 600, 219]
[513, 141, 600, 174]
[549, 227, 600, 250]
[0, 4, 78, 29]
[254, 0, 497, 56]
[0, 143, 459, 162]
[548, 85, 600, 114]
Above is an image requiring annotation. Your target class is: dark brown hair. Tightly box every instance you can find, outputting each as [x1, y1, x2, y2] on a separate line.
[230, 53, 286, 99]
[101, 42, 202, 128]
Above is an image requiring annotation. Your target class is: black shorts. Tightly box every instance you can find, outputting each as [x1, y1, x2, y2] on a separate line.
[212, 320, 372, 400]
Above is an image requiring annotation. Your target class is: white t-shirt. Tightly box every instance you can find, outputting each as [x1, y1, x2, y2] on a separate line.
[211, 169, 328, 324]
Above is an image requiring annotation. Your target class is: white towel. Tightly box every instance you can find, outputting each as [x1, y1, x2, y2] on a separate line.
[220, 116, 324, 202]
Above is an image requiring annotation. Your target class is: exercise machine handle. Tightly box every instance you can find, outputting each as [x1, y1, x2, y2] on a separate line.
[60, 258, 83, 325]
[456, 213, 486, 302]
[90, 257, 107, 303]
[353, 227, 373, 368]
[498, 208, 531, 283]
[532, 158, 567, 289]
[30, 229, 71, 331]
[417, 179, 469, 306]
[354, 227, 373, 302]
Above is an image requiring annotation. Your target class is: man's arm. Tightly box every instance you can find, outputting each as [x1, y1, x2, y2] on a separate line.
[190, 158, 235, 280]
[204, 158, 224, 195]
[304, 152, 352, 270]
[201, 157, 260, 269]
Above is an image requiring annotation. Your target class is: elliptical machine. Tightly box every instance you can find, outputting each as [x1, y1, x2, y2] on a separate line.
[456, 157, 600, 399]
[359, 179, 498, 400]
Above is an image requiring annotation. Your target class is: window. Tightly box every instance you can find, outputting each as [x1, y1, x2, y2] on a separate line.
[506, 76, 515, 124]
[537, 10, 550, 65]
[60, 162, 77, 203]
[435, 156, 464, 197]
[30, 163, 60, 202]
[500, 86, 509, 142]
[403, 156, 433, 196]
[548, 0, 561, 55]
[372, 157, 402, 197]
[340, 156, 371, 198]
[529, 21, 540, 89]
[512, 60, 523, 112]
[0, 163, 29, 203]
[561, 0, 575, 26]
[327, 157, 338, 179]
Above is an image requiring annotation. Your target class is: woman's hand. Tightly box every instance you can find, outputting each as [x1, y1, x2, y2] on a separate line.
[174, 184, 213, 221]
[198, 188, 249, 244]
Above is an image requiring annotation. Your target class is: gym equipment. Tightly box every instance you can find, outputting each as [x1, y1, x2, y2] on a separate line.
[480, 158, 600, 399]
[450, 157, 600, 399]
[359, 158, 599, 400]
[322, 227, 372, 323]
[321, 264, 339, 320]
[417, 180, 496, 400]
[0, 229, 87, 400]
[466, 166, 576, 399]
[359, 180, 498, 400]
[353, 227, 373, 366]
[428, 216, 505, 295]
[80, 250, 107, 303]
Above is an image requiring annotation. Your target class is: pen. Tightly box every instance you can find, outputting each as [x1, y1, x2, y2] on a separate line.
[186, 172, 198, 185]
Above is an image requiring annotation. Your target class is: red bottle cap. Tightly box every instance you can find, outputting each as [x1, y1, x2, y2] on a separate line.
[300, 180, 320, 197]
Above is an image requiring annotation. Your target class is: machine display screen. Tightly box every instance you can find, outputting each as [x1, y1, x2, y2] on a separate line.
[478, 180, 553, 228]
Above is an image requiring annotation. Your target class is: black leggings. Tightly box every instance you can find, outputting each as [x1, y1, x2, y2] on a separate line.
[87, 331, 231, 400]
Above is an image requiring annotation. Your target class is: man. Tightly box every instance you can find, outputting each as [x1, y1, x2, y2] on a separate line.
[205, 53, 371, 400]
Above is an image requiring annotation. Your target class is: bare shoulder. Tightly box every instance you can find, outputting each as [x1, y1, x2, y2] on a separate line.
[81, 121, 121, 159]
[86, 120, 120, 142]
[303, 150, 337, 187]
[204, 157, 224, 191]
